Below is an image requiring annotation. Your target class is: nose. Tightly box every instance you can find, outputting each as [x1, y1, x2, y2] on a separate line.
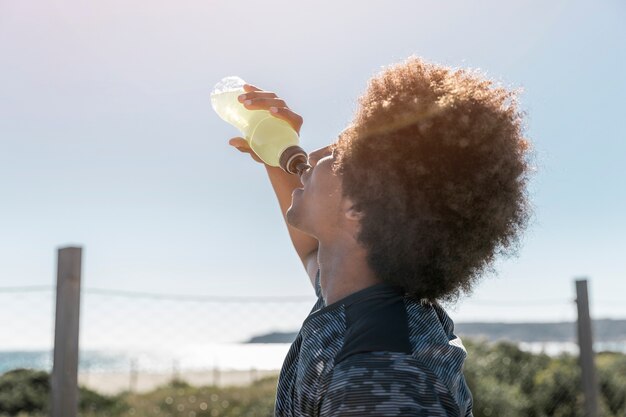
[307, 145, 332, 167]
[306, 155, 318, 168]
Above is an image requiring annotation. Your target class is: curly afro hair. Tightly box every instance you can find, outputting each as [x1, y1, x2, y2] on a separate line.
[330, 55, 532, 305]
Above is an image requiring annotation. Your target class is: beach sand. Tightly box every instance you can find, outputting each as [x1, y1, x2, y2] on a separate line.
[78, 369, 280, 395]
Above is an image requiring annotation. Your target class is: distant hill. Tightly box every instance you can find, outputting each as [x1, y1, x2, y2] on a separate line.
[247, 331, 299, 344]
[455, 319, 626, 343]
[245, 319, 626, 344]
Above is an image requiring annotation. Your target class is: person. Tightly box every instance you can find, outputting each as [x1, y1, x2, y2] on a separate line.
[228, 55, 531, 417]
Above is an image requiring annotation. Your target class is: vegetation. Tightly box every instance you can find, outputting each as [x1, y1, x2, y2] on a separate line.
[462, 339, 626, 417]
[0, 368, 122, 416]
[2, 339, 626, 417]
[0, 371, 277, 417]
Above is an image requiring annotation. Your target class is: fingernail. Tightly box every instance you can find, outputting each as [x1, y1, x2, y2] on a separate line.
[270, 107, 278, 113]
[239, 94, 246, 101]
[244, 99, 252, 105]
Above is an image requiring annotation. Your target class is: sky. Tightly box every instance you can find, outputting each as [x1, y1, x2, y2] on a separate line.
[1, 0, 625, 340]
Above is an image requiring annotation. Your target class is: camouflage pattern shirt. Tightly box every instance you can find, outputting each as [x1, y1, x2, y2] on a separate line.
[274, 269, 474, 416]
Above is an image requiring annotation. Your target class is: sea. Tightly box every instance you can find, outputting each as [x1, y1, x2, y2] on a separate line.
[0, 343, 293, 374]
[2, 340, 626, 375]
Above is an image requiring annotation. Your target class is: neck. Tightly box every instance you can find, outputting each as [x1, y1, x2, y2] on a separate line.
[317, 239, 382, 306]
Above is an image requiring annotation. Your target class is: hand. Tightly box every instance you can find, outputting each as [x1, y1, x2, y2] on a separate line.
[228, 83, 304, 165]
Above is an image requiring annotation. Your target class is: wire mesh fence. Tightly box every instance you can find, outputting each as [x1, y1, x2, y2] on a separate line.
[0, 285, 319, 395]
[1, 284, 626, 416]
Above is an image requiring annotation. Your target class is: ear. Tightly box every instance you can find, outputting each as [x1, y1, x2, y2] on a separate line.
[342, 198, 363, 222]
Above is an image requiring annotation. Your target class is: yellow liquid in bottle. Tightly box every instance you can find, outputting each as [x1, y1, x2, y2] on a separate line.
[211, 89, 300, 167]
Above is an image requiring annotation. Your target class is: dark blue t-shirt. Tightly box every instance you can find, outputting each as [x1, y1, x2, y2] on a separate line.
[274, 269, 474, 416]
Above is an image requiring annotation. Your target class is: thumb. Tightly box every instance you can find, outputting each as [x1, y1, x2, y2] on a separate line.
[228, 136, 264, 164]
[228, 137, 248, 148]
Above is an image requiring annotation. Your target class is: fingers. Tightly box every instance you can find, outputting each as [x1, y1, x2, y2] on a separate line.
[240, 97, 288, 109]
[238, 84, 303, 134]
[243, 84, 262, 92]
[238, 91, 278, 102]
[269, 107, 304, 133]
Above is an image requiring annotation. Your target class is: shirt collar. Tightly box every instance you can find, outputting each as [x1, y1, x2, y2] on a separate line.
[306, 280, 404, 323]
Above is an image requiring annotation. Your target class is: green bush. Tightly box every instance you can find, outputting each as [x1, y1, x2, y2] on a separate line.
[117, 375, 278, 417]
[597, 352, 626, 417]
[462, 339, 626, 417]
[463, 339, 537, 417]
[2, 342, 626, 417]
[0, 368, 122, 417]
[0, 369, 49, 415]
[532, 355, 583, 417]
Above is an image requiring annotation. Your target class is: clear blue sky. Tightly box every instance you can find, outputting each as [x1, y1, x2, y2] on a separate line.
[1, 0, 625, 324]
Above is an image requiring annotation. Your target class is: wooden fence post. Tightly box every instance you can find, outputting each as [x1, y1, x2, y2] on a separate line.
[129, 358, 138, 392]
[50, 246, 82, 417]
[575, 278, 599, 417]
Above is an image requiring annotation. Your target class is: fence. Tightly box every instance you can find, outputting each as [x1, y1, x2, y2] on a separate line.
[0, 277, 318, 394]
[1, 246, 626, 417]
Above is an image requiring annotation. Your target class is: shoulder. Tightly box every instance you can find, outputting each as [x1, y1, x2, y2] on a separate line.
[321, 351, 462, 417]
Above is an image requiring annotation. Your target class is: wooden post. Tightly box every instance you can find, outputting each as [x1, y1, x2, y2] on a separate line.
[129, 358, 138, 392]
[213, 358, 220, 387]
[51, 246, 82, 417]
[575, 278, 599, 417]
[171, 358, 180, 383]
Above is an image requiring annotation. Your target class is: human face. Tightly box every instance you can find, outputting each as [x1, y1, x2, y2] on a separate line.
[285, 144, 345, 238]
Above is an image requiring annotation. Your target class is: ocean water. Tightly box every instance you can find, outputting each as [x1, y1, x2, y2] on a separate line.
[0, 343, 294, 374]
[517, 340, 626, 356]
[2, 340, 625, 375]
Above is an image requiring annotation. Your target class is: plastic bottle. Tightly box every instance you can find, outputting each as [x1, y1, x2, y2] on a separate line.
[211, 76, 309, 175]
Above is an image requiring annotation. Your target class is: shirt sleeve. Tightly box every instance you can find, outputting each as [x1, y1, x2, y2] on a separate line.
[319, 351, 462, 417]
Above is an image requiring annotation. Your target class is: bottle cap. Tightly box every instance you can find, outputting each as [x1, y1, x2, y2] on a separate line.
[280, 146, 309, 175]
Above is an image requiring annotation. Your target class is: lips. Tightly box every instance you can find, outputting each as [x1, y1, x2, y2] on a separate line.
[300, 169, 311, 186]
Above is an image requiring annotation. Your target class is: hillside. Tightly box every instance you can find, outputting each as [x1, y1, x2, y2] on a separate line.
[245, 319, 626, 343]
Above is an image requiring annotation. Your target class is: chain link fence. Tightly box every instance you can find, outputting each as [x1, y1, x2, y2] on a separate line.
[2, 282, 626, 416]
[1, 285, 319, 394]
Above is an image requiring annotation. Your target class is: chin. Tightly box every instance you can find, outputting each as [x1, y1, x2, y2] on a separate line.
[286, 206, 308, 233]
[285, 205, 298, 227]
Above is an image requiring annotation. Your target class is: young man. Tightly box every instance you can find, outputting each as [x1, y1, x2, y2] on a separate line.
[229, 55, 530, 416]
